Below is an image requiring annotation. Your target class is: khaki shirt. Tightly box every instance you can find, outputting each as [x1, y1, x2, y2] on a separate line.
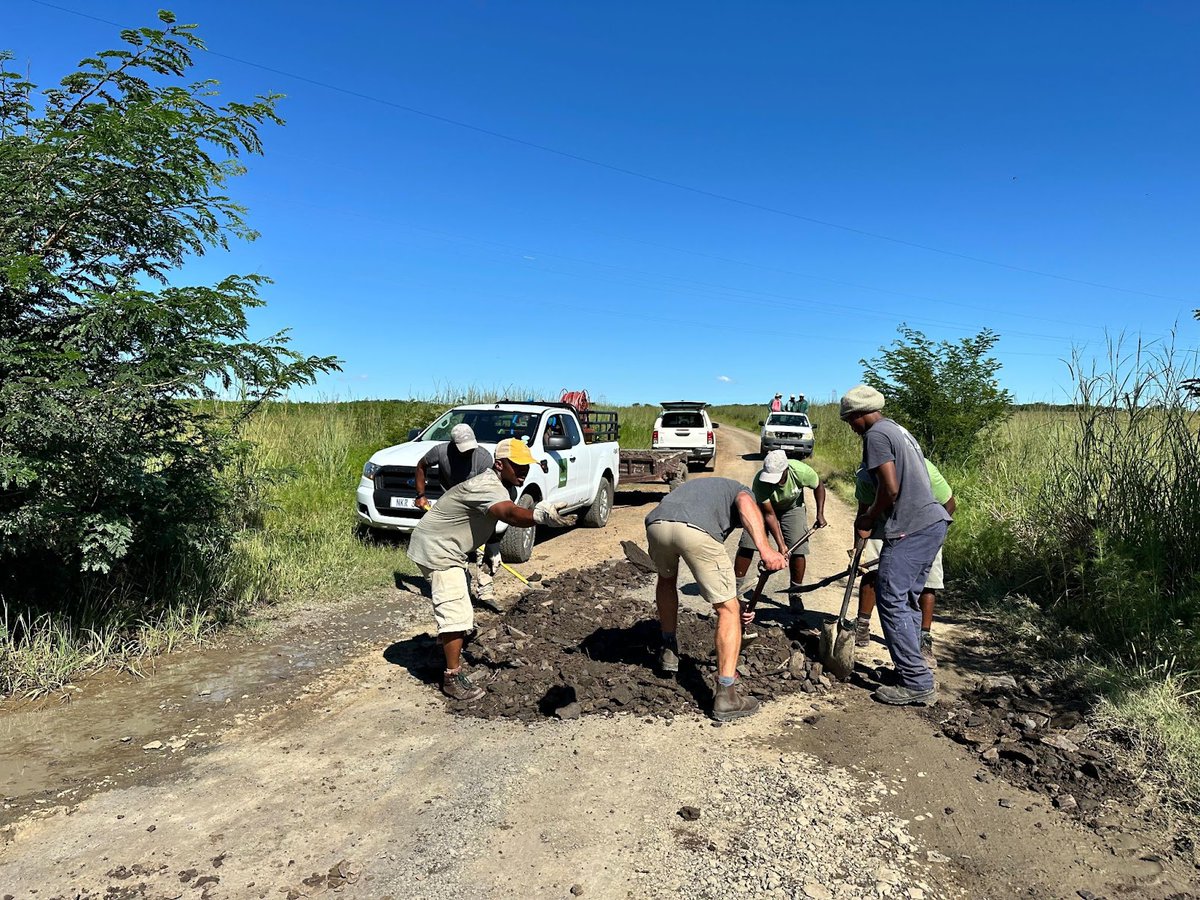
[408, 469, 511, 570]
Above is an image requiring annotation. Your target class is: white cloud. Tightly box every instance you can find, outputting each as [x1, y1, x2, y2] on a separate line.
[717, 375, 732, 383]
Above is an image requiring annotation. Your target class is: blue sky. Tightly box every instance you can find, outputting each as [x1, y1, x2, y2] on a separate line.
[6, 1, 1199, 405]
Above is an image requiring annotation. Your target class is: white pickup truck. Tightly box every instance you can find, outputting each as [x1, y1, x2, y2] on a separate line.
[356, 402, 620, 562]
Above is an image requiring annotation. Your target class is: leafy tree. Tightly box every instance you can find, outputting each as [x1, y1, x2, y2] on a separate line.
[860, 325, 1012, 463]
[0, 13, 339, 613]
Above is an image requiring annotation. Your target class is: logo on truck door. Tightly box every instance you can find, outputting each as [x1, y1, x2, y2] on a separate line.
[557, 459, 568, 488]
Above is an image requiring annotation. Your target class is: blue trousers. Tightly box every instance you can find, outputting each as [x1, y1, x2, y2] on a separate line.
[875, 520, 948, 691]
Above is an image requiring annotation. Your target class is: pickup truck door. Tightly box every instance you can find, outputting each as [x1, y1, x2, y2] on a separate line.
[541, 413, 589, 505]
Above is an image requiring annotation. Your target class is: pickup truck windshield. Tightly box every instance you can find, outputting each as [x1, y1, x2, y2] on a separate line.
[661, 412, 704, 428]
[424, 409, 543, 444]
[767, 414, 810, 427]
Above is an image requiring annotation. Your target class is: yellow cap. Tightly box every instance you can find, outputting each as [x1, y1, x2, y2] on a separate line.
[495, 437, 536, 466]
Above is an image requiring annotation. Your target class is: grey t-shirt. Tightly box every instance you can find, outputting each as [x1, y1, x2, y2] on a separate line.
[408, 469, 511, 570]
[421, 443, 494, 491]
[644, 477, 750, 544]
[862, 418, 952, 539]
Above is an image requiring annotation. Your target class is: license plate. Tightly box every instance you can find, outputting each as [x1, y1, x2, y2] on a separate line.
[390, 496, 416, 509]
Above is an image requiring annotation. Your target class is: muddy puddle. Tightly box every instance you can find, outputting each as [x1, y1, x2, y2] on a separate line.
[0, 589, 424, 826]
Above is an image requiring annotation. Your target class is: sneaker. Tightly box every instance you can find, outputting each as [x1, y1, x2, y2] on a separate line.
[658, 645, 680, 674]
[872, 684, 935, 706]
[441, 670, 485, 702]
[712, 677, 760, 722]
[920, 632, 938, 669]
[855, 616, 872, 648]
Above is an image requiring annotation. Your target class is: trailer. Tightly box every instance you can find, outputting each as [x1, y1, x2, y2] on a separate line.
[563, 390, 688, 490]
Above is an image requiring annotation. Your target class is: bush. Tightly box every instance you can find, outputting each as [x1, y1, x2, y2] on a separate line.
[0, 15, 337, 623]
[861, 325, 1013, 463]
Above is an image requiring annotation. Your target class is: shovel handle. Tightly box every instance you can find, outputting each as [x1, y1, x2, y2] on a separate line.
[744, 524, 819, 616]
[836, 535, 868, 626]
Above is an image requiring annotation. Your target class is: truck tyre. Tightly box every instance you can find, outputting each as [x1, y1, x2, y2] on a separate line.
[582, 477, 613, 528]
[499, 493, 536, 563]
[759, 443, 767, 458]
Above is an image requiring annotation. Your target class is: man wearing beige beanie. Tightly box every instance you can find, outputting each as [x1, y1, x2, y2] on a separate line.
[840, 385, 951, 705]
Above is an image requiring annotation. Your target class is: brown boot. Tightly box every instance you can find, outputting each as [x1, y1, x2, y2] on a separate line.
[442, 669, 485, 702]
[712, 676, 760, 722]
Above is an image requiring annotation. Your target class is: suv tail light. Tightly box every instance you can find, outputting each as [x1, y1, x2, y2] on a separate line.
[652, 429, 659, 445]
[707, 430, 714, 445]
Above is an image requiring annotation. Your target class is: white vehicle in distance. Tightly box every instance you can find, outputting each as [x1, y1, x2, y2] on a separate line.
[357, 402, 619, 562]
[759, 412, 815, 458]
[652, 400, 716, 470]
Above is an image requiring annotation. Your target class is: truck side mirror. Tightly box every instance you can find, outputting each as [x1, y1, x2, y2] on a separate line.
[544, 434, 571, 452]
[758, 421, 765, 427]
[812, 423, 819, 430]
[712, 422, 720, 429]
[407, 428, 421, 441]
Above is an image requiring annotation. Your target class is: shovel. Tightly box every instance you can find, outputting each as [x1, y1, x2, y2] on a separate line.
[818, 535, 867, 680]
[740, 525, 819, 647]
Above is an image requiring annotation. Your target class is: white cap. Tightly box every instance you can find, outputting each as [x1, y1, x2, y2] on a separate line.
[451, 423, 478, 451]
[758, 449, 790, 484]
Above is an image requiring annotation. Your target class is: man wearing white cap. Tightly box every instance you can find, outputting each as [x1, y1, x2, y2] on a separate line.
[733, 449, 828, 611]
[839, 384, 951, 706]
[409, 438, 576, 701]
[414, 423, 500, 603]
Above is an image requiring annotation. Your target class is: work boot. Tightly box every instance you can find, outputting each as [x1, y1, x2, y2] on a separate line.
[855, 616, 872, 648]
[712, 677, 760, 722]
[441, 670, 485, 702]
[920, 631, 938, 669]
[788, 583, 805, 614]
[657, 645, 680, 674]
[872, 684, 935, 706]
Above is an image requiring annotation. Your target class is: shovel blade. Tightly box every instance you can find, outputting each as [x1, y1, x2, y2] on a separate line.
[819, 620, 856, 681]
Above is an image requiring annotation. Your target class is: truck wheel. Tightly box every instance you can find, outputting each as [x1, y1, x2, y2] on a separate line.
[499, 494, 536, 563]
[759, 444, 767, 458]
[582, 477, 613, 528]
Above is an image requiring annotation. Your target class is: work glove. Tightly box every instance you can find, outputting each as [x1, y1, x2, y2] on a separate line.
[533, 500, 577, 528]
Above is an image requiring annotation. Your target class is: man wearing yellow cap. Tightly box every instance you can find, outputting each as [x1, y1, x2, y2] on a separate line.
[408, 438, 576, 701]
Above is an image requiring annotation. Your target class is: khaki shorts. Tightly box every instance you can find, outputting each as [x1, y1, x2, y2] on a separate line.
[862, 539, 944, 591]
[417, 564, 474, 634]
[646, 521, 737, 605]
[738, 502, 809, 555]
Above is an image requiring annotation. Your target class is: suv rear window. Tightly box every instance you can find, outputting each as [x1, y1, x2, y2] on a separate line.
[661, 412, 704, 428]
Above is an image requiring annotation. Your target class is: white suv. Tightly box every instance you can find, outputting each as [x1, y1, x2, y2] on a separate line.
[653, 401, 716, 469]
[759, 412, 815, 458]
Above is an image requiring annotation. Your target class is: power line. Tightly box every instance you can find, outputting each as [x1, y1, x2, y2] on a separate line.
[24, 0, 1197, 306]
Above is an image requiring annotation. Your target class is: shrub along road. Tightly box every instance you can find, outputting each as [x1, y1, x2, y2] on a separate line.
[0, 428, 1194, 898]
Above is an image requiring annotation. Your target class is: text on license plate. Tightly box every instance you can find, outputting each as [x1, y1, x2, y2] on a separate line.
[390, 496, 416, 509]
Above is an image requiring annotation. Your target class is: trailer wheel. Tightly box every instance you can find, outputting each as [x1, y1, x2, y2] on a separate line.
[499, 493, 536, 563]
[582, 477, 613, 528]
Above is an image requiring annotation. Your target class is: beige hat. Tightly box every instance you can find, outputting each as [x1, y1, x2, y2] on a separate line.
[450, 423, 478, 451]
[839, 384, 885, 419]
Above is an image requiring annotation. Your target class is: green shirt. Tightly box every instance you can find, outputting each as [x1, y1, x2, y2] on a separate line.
[855, 458, 952, 506]
[752, 460, 819, 511]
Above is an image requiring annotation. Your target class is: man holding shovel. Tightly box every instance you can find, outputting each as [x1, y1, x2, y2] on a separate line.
[733, 450, 828, 613]
[840, 385, 951, 706]
[408, 438, 576, 701]
[855, 459, 955, 667]
[644, 478, 787, 721]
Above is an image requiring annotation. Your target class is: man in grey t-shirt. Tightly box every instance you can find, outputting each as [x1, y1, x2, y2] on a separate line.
[414, 424, 499, 603]
[841, 385, 950, 706]
[643, 477, 786, 722]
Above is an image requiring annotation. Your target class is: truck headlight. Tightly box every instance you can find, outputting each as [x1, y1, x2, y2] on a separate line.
[363, 461, 380, 481]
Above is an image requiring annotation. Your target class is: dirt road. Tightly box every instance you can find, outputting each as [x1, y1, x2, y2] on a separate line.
[0, 427, 1193, 899]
